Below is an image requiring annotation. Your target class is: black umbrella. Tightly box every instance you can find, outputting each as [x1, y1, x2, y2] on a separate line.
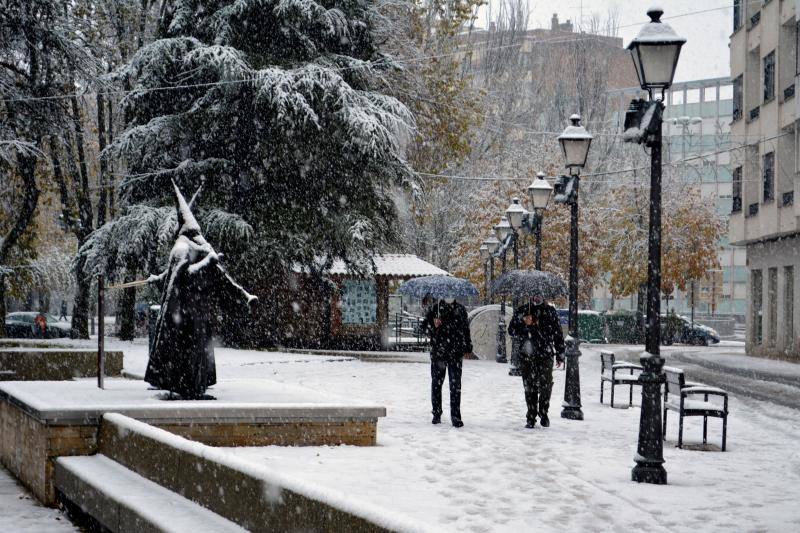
[491, 269, 567, 300]
[398, 275, 478, 299]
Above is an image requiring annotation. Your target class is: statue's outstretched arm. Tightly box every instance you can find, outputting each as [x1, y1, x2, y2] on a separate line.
[146, 269, 169, 288]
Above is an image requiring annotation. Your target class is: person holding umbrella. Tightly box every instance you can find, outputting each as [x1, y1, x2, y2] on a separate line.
[508, 293, 565, 428]
[420, 296, 473, 427]
[398, 276, 478, 428]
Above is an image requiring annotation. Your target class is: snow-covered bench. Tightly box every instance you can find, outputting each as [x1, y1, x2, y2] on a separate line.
[599, 350, 642, 408]
[662, 366, 728, 451]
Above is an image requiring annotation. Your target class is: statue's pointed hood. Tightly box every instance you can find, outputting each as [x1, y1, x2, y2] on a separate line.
[173, 180, 202, 237]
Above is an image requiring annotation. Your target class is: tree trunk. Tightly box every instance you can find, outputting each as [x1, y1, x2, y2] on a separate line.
[0, 150, 41, 336]
[65, 92, 94, 339]
[0, 275, 7, 337]
[96, 93, 108, 227]
[117, 268, 137, 341]
[70, 253, 91, 339]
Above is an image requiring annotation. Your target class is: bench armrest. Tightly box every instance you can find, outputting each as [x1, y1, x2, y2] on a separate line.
[682, 386, 728, 397]
[612, 362, 643, 371]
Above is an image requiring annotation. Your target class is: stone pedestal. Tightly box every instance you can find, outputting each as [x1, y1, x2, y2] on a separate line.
[0, 379, 386, 505]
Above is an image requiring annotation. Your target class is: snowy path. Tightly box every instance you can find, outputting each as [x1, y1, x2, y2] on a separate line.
[0, 465, 78, 532]
[18, 338, 800, 532]
[212, 350, 800, 532]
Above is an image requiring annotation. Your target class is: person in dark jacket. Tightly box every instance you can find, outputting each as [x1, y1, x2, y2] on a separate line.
[421, 297, 473, 427]
[508, 294, 565, 428]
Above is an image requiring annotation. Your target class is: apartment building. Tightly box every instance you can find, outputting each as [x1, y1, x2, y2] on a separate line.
[728, 0, 799, 358]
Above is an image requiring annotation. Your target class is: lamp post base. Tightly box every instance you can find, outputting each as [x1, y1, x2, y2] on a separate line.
[560, 405, 584, 420]
[508, 337, 521, 375]
[560, 336, 583, 420]
[496, 318, 507, 364]
[632, 353, 667, 484]
[631, 463, 667, 484]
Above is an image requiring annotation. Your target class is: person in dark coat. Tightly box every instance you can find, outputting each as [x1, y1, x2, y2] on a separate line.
[145, 181, 257, 400]
[421, 297, 472, 427]
[508, 294, 565, 428]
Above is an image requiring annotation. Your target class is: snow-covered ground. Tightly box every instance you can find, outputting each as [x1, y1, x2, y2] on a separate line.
[0, 466, 77, 532]
[95, 339, 800, 532]
[5, 337, 800, 531]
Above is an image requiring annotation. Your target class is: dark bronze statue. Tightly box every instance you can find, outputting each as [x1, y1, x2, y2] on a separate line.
[145, 182, 257, 399]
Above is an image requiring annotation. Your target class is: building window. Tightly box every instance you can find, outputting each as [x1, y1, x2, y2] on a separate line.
[732, 166, 743, 213]
[768, 268, 778, 345]
[340, 280, 377, 324]
[752, 269, 763, 345]
[763, 152, 774, 203]
[764, 51, 775, 102]
[781, 191, 794, 208]
[734, 0, 742, 32]
[796, 21, 800, 75]
[732, 75, 743, 121]
[785, 266, 794, 348]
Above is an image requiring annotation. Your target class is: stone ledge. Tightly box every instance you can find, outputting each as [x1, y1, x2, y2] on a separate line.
[94, 413, 426, 533]
[0, 349, 123, 381]
[55, 455, 246, 532]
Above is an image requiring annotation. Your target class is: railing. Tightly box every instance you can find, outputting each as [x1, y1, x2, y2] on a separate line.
[748, 202, 759, 217]
[749, 106, 760, 121]
[784, 84, 795, 101]
[750, 11, 761, 28]
[392, 313, 429, 348]
[782, 191, 794, 207]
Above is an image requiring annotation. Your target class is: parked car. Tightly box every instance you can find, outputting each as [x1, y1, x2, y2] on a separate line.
[555, 309, 608, 343]
[4, 312, 71, 339]
[662, 315, 720, 346]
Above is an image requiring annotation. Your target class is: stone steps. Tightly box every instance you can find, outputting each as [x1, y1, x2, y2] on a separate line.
[52, 413, 423, 533]
[55, 454, 246, 533]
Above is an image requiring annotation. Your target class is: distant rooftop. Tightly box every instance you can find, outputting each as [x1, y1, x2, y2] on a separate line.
[295, 254, 450, 278]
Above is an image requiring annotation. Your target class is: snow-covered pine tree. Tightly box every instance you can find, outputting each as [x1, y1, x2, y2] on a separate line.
[107, 0, 414, 272]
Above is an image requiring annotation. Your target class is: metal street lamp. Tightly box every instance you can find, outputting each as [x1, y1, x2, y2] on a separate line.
[491, 222, 511, 364]
[527, 172, 553, 270]
[494, 216, 513, 246]
[627, 6, 685, 486]
[504, 199, 527, 376]
[480, 244, 490, 305]
[483, 235, 500, 305]
[556, 114, 592, 422]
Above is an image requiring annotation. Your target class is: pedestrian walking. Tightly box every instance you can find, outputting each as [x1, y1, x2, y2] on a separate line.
[508, 295, 565, 428]
[421, 297, 473, 427]
[59, 300, 68, 321]
[34, 312, 47, 338]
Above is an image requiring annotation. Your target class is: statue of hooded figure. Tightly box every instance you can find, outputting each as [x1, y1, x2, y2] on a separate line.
[145, 181, 257, 399]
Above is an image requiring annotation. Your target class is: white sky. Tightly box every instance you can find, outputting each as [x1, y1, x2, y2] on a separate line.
[479, 0, 733, 83]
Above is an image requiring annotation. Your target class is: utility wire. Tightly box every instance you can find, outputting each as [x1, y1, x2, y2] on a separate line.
[1, 2, 742, 105]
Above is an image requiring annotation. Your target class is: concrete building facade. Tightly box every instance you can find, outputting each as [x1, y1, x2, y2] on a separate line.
[728, 0, 800, 358]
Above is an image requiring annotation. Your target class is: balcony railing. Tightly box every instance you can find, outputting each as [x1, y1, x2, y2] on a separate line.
[784, 84, 795, 101]
[782, 191, 794, 207]
[749, 106, 760, 122]
[750, 11, 761, 28]
[748, 202, 759, 217]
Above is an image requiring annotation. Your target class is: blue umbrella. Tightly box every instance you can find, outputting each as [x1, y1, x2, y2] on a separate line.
[398, 275, 478, 300]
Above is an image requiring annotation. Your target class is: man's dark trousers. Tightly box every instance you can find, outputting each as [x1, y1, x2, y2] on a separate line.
[519, 356, 553, 423]
[431, 358, 462, 422]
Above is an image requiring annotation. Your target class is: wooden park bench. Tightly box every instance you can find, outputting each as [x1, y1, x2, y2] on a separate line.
[662, 366, 728, 451]
[599, 350, 643, 408]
